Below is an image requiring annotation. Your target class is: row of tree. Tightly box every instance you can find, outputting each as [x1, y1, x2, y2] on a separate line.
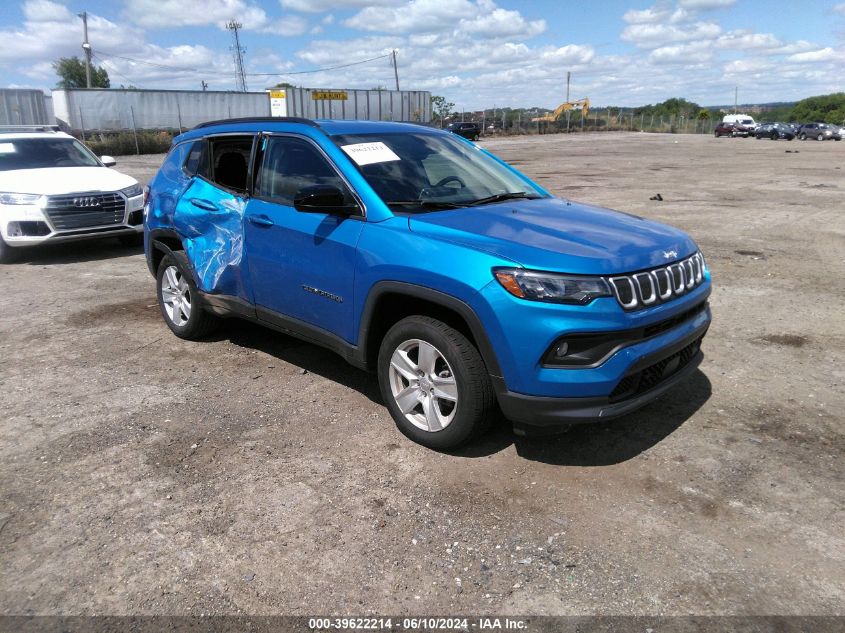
[430, 94, 845, 127]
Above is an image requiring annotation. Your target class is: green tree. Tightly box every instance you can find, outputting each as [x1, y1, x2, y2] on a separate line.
[53, 56, 110, 89]
[788, 93, 845, 125]
[697, 108, 711, 121]
[431, 95, 454, 126]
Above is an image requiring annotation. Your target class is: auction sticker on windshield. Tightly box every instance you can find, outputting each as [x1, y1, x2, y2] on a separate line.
[341, 142, 401, 166]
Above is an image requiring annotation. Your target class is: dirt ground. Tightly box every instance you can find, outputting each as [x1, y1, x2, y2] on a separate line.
[0, 132, 843, 617]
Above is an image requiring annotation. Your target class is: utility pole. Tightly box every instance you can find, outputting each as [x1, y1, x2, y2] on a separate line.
[78, 11, 92, 88]
[734, 86, 738, 114]
[565, 71, 571, 133]
[226, 20, 248, 92]
[391, 50, 400, 91]
[201, 80, 208, 91]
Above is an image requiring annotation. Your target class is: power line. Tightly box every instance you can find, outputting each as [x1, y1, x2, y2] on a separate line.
[91, 52, 141, 88]
[245, 53, 392, 77]
[96, 49, 200, 73]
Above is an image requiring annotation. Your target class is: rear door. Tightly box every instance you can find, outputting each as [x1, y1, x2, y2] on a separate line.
[172, 134, 255, 301]
[244, 134, 365, 342]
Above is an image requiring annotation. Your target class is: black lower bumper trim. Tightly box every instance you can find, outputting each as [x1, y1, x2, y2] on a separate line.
[498, 350, 702, 429]
[496, 323, 708, 429]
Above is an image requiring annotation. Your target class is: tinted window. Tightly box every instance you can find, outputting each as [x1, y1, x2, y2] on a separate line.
[209, 136, 253, 193]
[0, 137, 100, 172]
[183, 140, 208, 177]
[255, 136, 351, 207]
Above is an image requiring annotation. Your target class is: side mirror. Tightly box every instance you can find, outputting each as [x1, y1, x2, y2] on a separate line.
[101, 155, 117, 167]
[293, 185, 358, 216]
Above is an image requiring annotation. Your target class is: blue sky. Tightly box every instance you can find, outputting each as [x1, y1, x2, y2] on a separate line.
[1, 0, 844, 108]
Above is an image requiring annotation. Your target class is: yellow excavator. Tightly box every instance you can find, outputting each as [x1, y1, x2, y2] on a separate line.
[532, 97, 590, 122]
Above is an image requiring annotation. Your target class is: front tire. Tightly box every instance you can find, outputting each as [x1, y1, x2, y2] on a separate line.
[377, 316, 494, 450]
[817, 133, 824, 141]
[800, 133, 807, 140]
[156, 251, 218, 339]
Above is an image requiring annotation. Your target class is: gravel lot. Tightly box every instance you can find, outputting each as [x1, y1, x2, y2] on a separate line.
[1, 132, 843, 617]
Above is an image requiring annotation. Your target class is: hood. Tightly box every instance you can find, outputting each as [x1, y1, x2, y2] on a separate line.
[408, 197, 697, 274]
[0, 167, 137, 196]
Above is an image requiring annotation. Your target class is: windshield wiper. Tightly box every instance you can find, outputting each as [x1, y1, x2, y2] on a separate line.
[464, 192, 540, 206]
[384, 200, 464, 210]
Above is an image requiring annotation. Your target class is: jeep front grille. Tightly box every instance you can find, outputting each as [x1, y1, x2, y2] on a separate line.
[607, 252, 706, 311]
[44, 192, 126, 231]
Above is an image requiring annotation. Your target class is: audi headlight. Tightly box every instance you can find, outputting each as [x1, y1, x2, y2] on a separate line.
[0, 192, 42, 205]
[494, 268, 612, 305]
[120, 183, 143, 198]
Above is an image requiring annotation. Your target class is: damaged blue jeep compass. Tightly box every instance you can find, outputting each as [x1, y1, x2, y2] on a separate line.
[145, 117, 711, 449]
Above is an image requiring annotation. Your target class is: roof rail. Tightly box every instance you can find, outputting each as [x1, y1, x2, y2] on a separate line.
[0, 124, 60, 133]
[193, 116, 319, 130]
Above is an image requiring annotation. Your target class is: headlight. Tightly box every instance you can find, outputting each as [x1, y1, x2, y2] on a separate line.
[120, 183, 143, 198]
[494, 268, 612, 305]
[0, 192, 42, 205]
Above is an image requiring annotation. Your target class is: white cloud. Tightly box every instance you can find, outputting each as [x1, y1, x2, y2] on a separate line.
[787, 47, 839, 63]
[649, 41, 715, 65]
[540, 44, 596, 65]
[22, 0, 71, 22]
[835, 3, 845, 15]
[715, 30, 782, 50]
[460, 8, 545, 38]
[344, 0, 543, 39]
[260, 15, 309, 36]
[677, 0, 736, 8]
[0, 2, 145, 64]
[123, 0, 271, 30]
[280, 0, 399, 12]
[621, 21, 722, 49]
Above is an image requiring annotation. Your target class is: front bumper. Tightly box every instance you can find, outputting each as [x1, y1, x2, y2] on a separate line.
[496, 321, 707, 430]
[0, 194, 144, 247]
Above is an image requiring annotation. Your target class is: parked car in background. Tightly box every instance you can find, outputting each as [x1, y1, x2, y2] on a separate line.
[755, 123, 795, 140]
[714, 122, 749, 137]
[797, 123, 842, 141]
[722, 114, 758, 131]
[145, 117, 711, 449]
[0, 126, 145, 263]
[446, 122, 481, 141]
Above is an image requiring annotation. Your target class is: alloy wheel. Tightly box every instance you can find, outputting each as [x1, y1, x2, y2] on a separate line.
[388, 338, 458, 432]
[160, 265, 191, 327]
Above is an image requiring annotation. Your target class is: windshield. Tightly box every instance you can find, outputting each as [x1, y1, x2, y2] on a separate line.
[333, 132, 545, 213]
[0, 138, 101, 172]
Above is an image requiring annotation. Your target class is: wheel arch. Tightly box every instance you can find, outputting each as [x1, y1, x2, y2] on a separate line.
[147, 228, 186, 276]
[357, 282, 503, 378]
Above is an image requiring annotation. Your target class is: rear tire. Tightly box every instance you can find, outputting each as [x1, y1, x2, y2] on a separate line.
[377, 315, 494, 450]
[0, 237, 19, 264]
[817, 133, 824, 141]
[800, 133, 807, 140]
[156, 251, 219, 339]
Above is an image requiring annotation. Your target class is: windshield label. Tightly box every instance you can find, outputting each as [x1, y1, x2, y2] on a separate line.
[341, 142, 400, 166]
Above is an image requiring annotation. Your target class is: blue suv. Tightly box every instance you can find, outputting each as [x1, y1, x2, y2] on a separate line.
[145, 117, 711, 449]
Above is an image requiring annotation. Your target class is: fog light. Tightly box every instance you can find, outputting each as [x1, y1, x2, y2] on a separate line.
[553, 341, 569, 358]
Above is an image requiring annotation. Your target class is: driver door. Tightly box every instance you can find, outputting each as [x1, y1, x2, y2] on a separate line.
[244, 135, 364, 343]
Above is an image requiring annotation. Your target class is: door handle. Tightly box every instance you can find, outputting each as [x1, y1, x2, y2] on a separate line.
[247, 214, 274, 227]
[189, 198, 218, 211]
